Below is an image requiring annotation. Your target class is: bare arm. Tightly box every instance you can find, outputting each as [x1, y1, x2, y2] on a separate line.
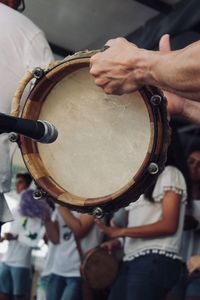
[45, 220, 59, 245]
[96, 191, 181, 239]
[57, 206, 94, 239]
[146, 42, 200, 100]
[159, 34, 200, 125]
[181, 100, 200, 125]
[90, 36, 200, 101]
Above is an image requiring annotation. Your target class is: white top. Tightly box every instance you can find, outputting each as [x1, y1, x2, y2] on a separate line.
[51, 209, 104, 277]
[2, 208, 32, 269]
[124, 166, 187, 261]
[41, 241, 56, 277]
[0, 4, 53, 220]
[181, 200, 200, 261]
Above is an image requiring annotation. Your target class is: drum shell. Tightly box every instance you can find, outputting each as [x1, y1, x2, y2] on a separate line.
[81, 247, 119, 290]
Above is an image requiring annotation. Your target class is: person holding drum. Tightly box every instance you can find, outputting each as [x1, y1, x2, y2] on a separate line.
[45, 206, 104, 300]
[95, 129, 190, 300]
[90, 34, 200, 126]
[0, 0, 53, 227]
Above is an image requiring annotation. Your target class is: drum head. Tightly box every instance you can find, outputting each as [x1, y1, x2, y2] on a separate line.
[37, 67, 151, 199]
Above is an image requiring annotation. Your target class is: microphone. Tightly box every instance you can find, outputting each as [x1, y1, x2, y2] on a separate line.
[0, 113, 58, 144]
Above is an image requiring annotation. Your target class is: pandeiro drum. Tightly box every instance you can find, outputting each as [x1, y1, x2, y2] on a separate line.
[11, 50, 170, 217]
[81, 247, 119, 290]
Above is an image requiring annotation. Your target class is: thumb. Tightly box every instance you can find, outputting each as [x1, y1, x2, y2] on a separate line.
[159, 34, 171, 52]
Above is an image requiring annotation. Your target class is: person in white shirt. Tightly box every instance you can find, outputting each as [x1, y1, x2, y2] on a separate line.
[96, 129, 189, 300]
[0, 0, 53, 225]
[167, 145, 200, 300]
[44, 206, 104, 300]
[0, 173, 50, 300]
[0, 173, 32, 300]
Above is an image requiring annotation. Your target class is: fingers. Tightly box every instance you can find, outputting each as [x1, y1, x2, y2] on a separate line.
[95, 219, 107, 231]
[105, 37, 126, 47]
[159, 34, 171, 52]
[187, 256, 200, 274]
[187, 261, 194, 274]
[100, 241, 113, 255]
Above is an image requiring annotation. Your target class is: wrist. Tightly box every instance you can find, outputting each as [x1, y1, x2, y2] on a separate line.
[117, 227, 126, 238]
[130, 49, 159, 87]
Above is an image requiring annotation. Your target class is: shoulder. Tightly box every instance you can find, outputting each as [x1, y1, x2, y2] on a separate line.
[0, 4, 41, 36]
[157, 166, 186, 186]
[153, 166, 187, 202]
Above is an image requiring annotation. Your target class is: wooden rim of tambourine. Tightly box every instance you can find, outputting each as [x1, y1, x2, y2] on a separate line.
[13, 50, 170, 216]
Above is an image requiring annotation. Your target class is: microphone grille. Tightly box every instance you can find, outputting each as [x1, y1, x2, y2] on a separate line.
[37, 121, 58, 144]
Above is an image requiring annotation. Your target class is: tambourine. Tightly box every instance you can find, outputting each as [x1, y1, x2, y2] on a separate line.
[10, 49, 170, 217]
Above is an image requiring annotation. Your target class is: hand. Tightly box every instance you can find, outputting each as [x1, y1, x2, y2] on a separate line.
[90, 37, 143, 95]
[100, 239, 121, 254]
[159, 34, 186, 115]
[95, 219, 123, 238]
[3, 233, 15, 241]
[187, 255, 200, 274]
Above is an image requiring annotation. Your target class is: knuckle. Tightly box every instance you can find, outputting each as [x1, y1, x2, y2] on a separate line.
[95, 79, 103, 86]
[116, 37, 125, 43]
[104, 87, 113, 94]
[106, 38, 115, 45]
[90, 67, 98, 76]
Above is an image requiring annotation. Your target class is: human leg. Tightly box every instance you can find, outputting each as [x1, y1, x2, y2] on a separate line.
[10, 266, 31, 300]
[46, 274, 66, 300]
[0, 263, 12, 300]
[61, 277, 82, 300]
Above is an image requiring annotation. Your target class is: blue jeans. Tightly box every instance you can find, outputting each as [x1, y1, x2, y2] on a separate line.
[46, 274, 82, 300]
[108, 254, 181, 300]
[0, 262, 31, 296]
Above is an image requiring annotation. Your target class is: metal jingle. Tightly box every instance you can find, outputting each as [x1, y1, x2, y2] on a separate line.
[32, 67, 44, 80]
[148, 162, 159, 175]
[150, 95, 163, 106]
[92, 207, 104, 219]
[8, 133, 18, 143]
[33, 189, 46, 200]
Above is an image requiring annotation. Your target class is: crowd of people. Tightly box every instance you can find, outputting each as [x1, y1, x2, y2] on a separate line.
[0, 132, 199, 300]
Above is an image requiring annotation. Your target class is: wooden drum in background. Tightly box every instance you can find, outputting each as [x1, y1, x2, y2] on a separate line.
[81, 247, 119, 290]
[12, 50, 170, 217]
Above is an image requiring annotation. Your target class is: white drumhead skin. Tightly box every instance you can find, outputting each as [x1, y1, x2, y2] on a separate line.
[38, 67, 151, 199]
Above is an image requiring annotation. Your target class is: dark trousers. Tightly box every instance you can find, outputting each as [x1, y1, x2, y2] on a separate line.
[108, 254, 182, 300]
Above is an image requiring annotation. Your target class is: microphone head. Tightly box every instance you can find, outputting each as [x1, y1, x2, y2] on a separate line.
[37, 121, 58, 144]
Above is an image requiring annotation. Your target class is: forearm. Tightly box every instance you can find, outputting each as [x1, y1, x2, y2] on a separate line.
[117, 221, 176, 239]
[181, 100, 200, 125]
[58, 207, 92, 238]
[45, 221, 59, 244]
[137, 44, 200, 101]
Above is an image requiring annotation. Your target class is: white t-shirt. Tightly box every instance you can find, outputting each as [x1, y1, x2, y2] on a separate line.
[41, 241, 56, 277]
[2, 208, 32, 269]
[0, 4, 53, 220]
[51, 209, 104, 277]
[124, 166, 187, 261]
